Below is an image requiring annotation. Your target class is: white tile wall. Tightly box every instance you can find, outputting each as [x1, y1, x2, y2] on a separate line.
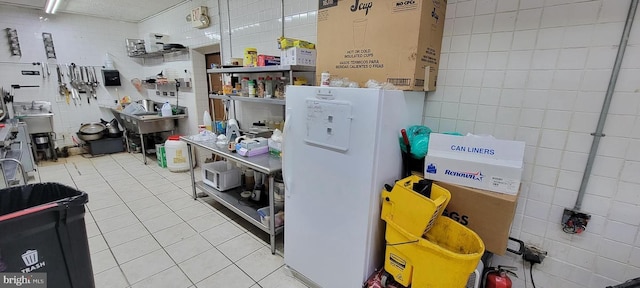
[469, 33, 491, 51]
[0, 0, 316, 153]
[0, 5, 141, 146]
[134, 0, 324, 150]
[136, 0, 224, 142]
[431, 0, 640, 286]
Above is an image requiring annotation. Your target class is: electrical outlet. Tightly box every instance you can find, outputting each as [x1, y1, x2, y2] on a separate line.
[562, 208, 591, 234]
[523, 245, 547, 264]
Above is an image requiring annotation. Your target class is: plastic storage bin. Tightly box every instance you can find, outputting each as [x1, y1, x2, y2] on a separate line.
[380, 177, 484, 288]
[165, 135, 189, 172]
[0, 183, 94, 287]
[88, 137, 124, 156]
[202, 161, 242, 191]
[257, 207, 284, 228]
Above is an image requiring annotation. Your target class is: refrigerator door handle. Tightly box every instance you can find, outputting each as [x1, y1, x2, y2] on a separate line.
[282, 111, 293, 197]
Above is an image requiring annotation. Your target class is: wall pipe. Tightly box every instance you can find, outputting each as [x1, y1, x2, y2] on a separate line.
[574, 0, 638, 210]
[217, 0, 224, 61]
[226, 0, 233, 58]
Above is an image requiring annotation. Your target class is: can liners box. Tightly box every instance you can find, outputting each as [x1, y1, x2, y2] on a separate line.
[424, 133, 525, 195]
[435, 181, 519, 255]
[0, 183, 94, 287]
[316, 0, 446, 91]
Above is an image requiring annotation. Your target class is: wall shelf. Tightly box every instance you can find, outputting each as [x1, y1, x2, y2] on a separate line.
[206, 65, 315, 74]
[207, 61, 312, 131]
[143, 78, 192, 92]
[209, 94, 285, 106]
[128, 48, 189, 64]
[128, 47, 188, 58]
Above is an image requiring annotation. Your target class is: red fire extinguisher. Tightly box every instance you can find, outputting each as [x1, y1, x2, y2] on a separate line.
[484, 266, 517, 288]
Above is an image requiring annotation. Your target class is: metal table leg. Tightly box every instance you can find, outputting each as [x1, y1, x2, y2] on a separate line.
[124, 129, 131, 153]
[269, 175, 276, 254]
[30, 135, 38, 164]
[50, 132, 58, 161]
[140, 133, 147, 164]
[187, 143, 197, 200]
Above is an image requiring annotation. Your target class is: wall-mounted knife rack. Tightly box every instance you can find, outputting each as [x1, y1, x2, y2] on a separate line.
[5, 28, 21, 57]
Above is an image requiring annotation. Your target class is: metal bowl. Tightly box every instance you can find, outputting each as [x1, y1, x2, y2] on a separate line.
[79, 122, 106, 134]
[34, 136, 49, 144]
[77, 131, 103, 141]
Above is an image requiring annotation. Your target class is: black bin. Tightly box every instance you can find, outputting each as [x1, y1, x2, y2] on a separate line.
[0, 183, 94, 288]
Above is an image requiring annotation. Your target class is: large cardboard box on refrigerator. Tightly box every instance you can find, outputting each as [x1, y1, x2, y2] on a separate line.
[436, 181, 519, 255]
[315, 0, 446, 91]
[424, 133, 526, 194]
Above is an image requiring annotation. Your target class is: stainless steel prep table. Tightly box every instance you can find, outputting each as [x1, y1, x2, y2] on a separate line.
[0, 122, 33, 187]
[180, 136, 283, 254]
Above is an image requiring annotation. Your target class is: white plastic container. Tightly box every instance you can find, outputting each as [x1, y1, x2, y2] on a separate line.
[104, 53, 115, 69]
[165, 135, 190, 172]
[257, 207, 284, 227]
[201, 161, 242, 191]
[161, 102, 172, 117]
[320, 72, 330, 87]
[203, 111, 212, 131]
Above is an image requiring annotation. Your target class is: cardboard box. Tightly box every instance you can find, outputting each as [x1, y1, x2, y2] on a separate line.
[278, 37, 316, 50]
[316, 0, 445, 91]
[280, 47, 316, 66]
[436, 181, 518, 255]
[258, 55, 281, 66]
[156, 144, 166, 168]
[424, 133, 525, 195]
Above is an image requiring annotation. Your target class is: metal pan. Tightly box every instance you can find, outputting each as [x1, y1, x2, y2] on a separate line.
[78, 122, 106, 134]
[76, 131, 103, 141]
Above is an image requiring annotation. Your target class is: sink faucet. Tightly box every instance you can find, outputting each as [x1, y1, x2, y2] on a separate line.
[31, 100, 35, 110]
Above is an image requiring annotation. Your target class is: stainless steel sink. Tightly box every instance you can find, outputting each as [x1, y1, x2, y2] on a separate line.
[13, 101, 54, 134]
[114, 111, 181, 134]
[110, 106, 187, 165]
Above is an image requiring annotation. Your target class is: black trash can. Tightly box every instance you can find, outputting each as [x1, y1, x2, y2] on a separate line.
[0, 183, 94, 288]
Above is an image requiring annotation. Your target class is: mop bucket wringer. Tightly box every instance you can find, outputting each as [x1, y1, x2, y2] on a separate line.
[381, 176, 485, 288]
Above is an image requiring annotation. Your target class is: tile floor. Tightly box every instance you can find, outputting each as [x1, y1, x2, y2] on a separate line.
[34, 152, 306, 288]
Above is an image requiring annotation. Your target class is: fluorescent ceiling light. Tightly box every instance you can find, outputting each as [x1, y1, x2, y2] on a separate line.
[51, 0, 62, 14]
[45, 0, 62, 14]
[44, 0, 55, 13]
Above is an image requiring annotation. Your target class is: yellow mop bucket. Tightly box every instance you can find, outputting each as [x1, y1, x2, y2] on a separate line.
[380, 177, 484, 288]
[380, 175, 450, 236]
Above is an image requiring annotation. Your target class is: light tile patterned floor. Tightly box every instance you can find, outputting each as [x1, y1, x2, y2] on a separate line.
[35, 153, 304, 288]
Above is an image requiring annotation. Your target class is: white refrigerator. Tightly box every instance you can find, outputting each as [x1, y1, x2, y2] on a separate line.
[283, 86, 414, 288]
